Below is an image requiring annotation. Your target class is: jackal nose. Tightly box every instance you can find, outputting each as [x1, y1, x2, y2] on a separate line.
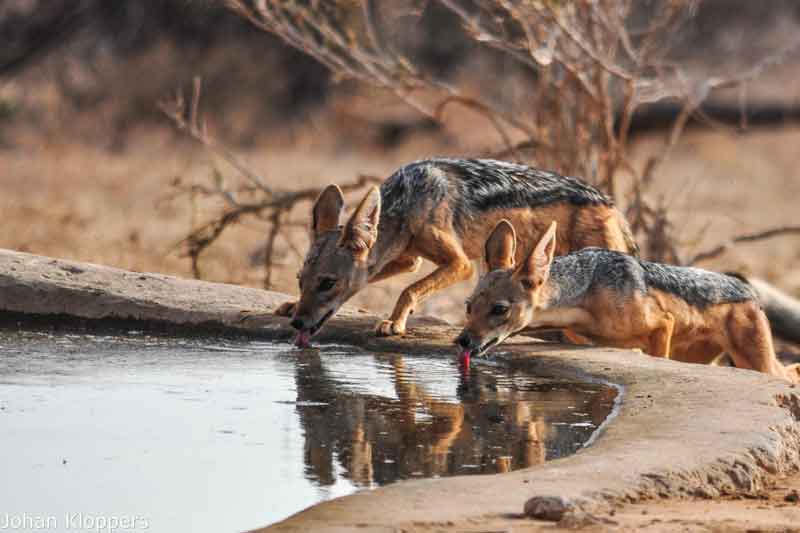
[290, 318, 305, 331]
[455, 332, 472, 349]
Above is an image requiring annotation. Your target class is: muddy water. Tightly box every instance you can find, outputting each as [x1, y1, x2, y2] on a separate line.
[0, 326, 617, 532]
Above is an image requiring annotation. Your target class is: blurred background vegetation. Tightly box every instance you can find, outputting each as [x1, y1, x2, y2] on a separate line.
[3, 0, 799, 147]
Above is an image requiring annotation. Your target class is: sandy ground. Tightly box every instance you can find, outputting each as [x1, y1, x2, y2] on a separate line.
[386, 476, 800, 532]
[469, 474, 800, 532]
[609, 481, 800, 533]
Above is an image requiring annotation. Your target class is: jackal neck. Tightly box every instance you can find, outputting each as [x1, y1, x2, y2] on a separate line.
[363, 218, 407, 278]
[542, 253, 595, 310]
[523, 276, 588, 330]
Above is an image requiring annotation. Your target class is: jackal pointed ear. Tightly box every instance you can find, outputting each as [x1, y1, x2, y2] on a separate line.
[515, 221, 557, 290]
[485, 219, 517, 271]
[339, 186, 381, 259]
[312, 184, 345, 237]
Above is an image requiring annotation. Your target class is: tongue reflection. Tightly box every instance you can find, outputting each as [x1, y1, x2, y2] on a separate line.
[459, 349, 471, 366]
[295, 331, 312, 348]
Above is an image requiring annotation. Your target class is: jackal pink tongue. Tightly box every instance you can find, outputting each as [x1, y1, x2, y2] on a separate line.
[459, 349, 471, 365]
[295, 331, 311, 348]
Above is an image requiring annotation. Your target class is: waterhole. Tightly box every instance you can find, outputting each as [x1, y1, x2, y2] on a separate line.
[0, 324, 617, 531]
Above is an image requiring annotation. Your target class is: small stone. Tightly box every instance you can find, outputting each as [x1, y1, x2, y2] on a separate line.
[784, 489, 799, 503]
[524, 496, 571, 521]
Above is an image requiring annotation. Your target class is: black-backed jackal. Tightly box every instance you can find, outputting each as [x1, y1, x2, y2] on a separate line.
[279, 158, 637, 346]
[456, 220, 800, 383]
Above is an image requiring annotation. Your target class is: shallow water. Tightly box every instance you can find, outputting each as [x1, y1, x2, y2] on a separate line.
[0, 326, 617, 532]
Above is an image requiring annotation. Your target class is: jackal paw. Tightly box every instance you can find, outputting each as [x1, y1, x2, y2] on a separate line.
[275, 301, 297, 317]
[376, 319, 406, 336]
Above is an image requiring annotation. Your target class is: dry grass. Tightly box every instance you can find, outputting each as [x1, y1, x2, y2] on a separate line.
[2, 109, 799, 324]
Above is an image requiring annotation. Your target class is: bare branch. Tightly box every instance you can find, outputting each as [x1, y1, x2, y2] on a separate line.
[158, 80, 273, 195]
[689, 226, 800, 266]
[167, 172, 382, 283]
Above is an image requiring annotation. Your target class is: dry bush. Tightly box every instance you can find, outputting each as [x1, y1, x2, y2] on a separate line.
[163, 1, 800, 285]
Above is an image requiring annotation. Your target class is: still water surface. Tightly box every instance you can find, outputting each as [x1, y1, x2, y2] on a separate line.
[0, 326, 616, 531]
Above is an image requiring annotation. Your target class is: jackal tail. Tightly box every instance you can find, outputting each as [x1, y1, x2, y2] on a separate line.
[735, 275, 800, 344]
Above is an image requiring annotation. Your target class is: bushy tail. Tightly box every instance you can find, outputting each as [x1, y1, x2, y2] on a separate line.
[739, 275, 800, 344]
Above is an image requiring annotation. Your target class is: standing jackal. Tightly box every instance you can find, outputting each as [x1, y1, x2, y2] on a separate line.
[457, 220, 800, 383]
[279, 158, 637, 346]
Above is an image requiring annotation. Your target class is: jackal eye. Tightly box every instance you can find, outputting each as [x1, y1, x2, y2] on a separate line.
[465, 300, 472, 315]
[490, 303, 509, 316]
[317, 277, 337, 292]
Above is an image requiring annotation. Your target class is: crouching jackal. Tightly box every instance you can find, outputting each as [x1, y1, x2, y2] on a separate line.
[456, 220, 800, 383]
[279, 158, 637, 346]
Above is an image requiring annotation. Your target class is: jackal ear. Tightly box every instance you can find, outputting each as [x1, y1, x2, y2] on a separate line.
[485, 219, 517, 271]
[339, 186, 381, 259]
[312, 184, 345, 237]
[515, 221, 557, 290]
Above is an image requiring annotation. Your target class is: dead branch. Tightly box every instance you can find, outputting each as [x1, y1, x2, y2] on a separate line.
[168, 173, 380, 284]
[688, 226, 800, 266]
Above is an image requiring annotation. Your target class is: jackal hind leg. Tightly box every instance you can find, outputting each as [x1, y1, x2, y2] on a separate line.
[369, 255, 422, 284]
[376, 230, 473, 336]
[647, 312, 675, 358]
[726, 304, 790, 381]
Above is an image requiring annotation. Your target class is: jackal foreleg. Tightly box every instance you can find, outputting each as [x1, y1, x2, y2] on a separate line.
[377, 231, 473, 336]
[648, 312, 675, 358]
